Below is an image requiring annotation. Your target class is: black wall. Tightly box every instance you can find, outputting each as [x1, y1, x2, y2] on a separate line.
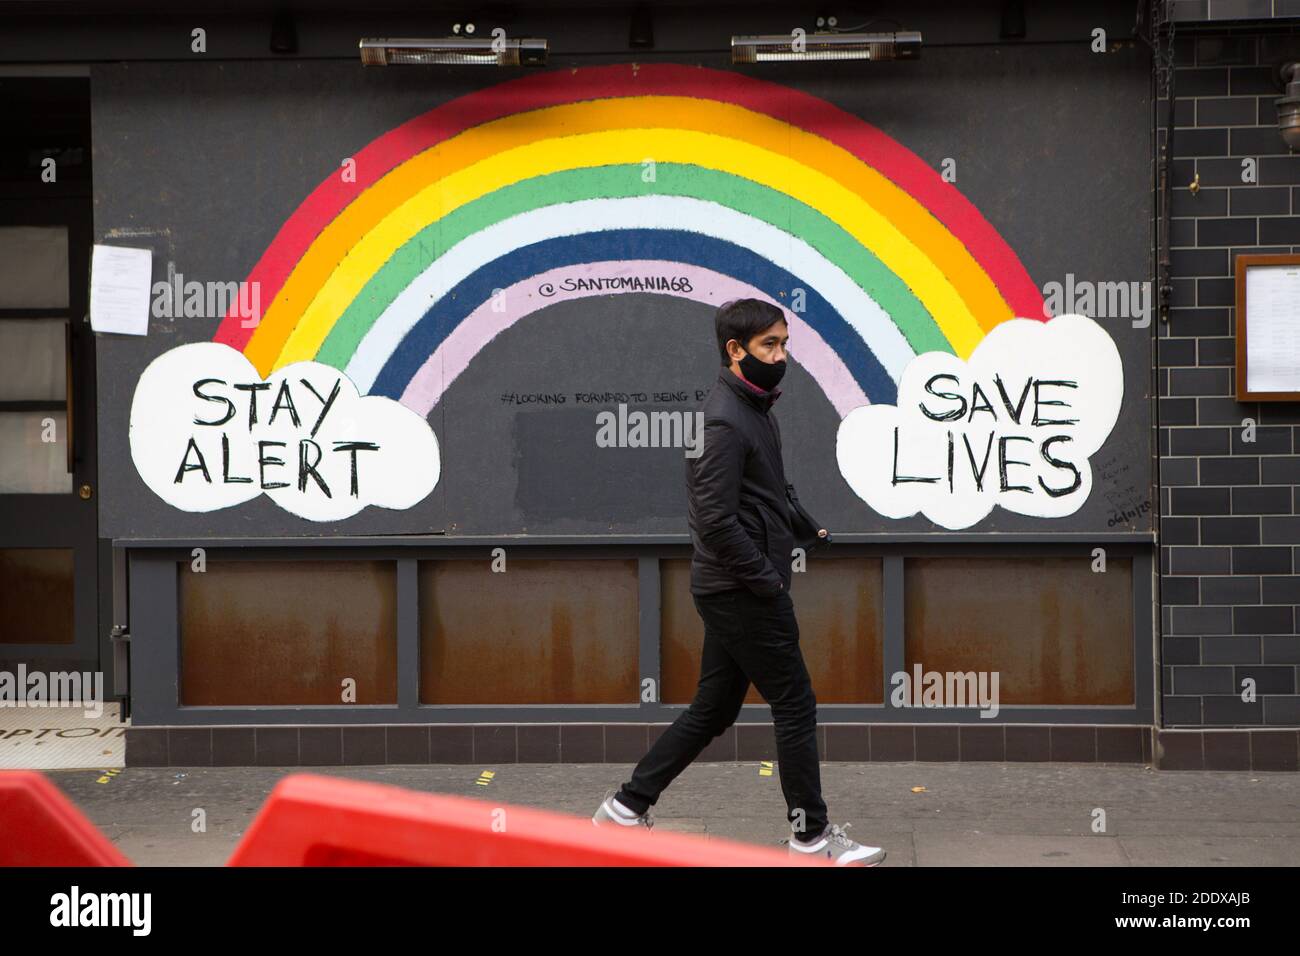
[87, 18, 1153, 540]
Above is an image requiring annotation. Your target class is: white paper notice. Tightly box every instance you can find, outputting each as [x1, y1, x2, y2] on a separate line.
[90, 244, 152, 335]
[1246, 264, 1300, 393]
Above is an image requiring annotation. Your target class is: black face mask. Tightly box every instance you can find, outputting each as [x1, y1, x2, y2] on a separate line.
[738, 347, 787, 391]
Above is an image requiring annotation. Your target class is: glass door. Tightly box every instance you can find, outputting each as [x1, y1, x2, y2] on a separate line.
[0, 78, 99, 681]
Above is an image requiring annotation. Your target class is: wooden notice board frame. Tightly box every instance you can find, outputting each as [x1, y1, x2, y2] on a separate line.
[1235, 253, 1300, 401]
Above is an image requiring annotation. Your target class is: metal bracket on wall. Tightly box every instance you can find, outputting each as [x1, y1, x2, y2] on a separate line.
[110, 624, 130, 722]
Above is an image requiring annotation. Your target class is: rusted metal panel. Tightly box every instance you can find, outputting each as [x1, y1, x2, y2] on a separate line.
[418, 559, 639, 704]
[904, 556, 1134, 705]
[661, 558, 884, 705]
[179, 560, 398, 705]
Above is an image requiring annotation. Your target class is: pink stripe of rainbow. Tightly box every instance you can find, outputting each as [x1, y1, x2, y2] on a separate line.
[398, 261, 869, 418]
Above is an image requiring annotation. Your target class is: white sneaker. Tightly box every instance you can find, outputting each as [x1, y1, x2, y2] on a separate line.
[592, 789, 655, 831]
[783, 822, 886, 866]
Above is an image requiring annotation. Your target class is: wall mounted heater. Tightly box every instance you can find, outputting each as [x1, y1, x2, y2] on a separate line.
[731, 30, 921, 63]
[359, 37, 548, 66]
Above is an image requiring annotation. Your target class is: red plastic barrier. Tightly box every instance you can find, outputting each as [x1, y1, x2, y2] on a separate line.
[228, 773, 833, 867]
[0, 771, 132, 867]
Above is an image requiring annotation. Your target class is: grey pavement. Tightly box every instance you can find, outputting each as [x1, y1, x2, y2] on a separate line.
[45, 760, 1300, 866]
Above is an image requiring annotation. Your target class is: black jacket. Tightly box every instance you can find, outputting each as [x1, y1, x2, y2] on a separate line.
[686, 367, 830, 597]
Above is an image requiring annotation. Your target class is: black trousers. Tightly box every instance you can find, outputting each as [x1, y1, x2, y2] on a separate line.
[615, 586, 829, 838]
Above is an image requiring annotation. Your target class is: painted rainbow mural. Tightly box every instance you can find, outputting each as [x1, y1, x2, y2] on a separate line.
[212, 63, 1045, 420]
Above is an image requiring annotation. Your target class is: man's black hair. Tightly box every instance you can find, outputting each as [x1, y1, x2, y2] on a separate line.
[714, 298, 787, 366]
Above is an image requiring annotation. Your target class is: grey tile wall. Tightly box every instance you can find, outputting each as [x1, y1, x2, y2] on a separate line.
[124, 724, 1300, 770]
[1158, 27, 1300, 728]
[1173, 0, 1300, 21]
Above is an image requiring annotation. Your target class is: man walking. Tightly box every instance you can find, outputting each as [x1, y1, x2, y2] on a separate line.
[593, 298, 886, 866]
